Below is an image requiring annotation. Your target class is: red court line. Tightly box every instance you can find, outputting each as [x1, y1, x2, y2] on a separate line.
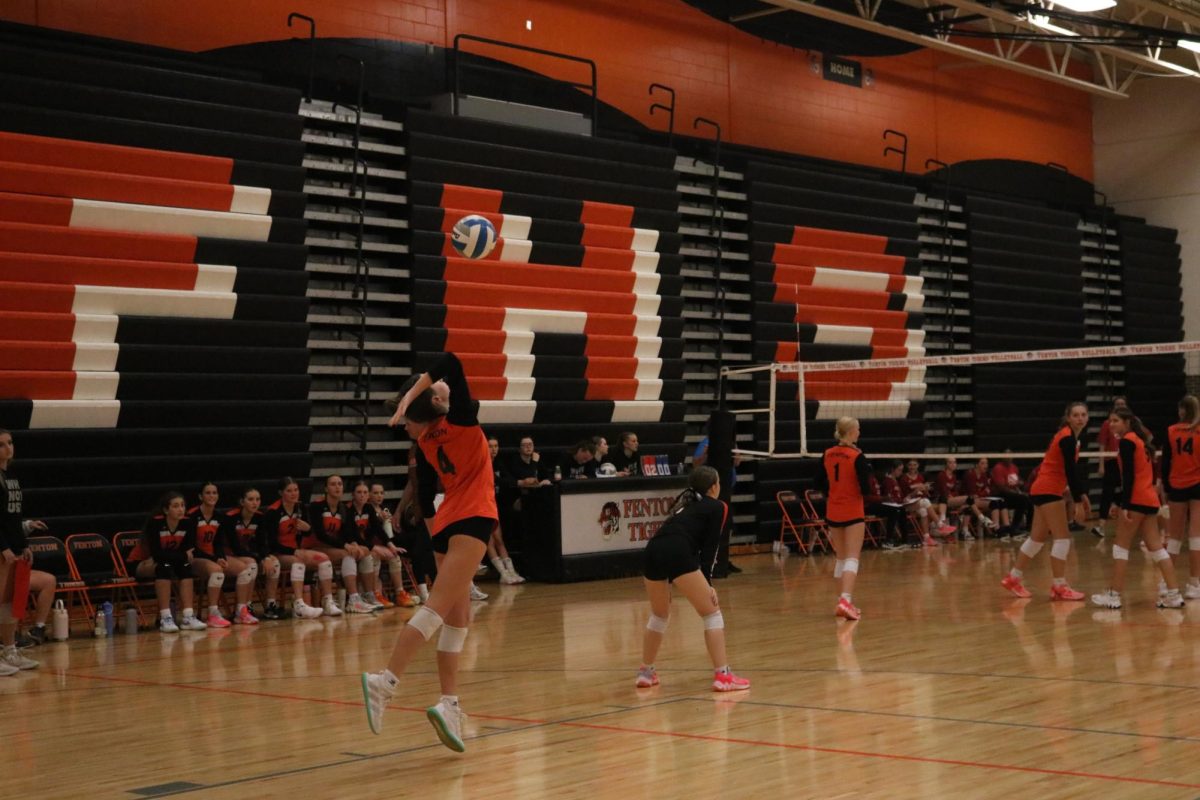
[60, 670, 1200, 790]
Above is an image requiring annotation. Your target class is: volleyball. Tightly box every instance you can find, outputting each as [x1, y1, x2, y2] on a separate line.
[451, 214, 497, 259]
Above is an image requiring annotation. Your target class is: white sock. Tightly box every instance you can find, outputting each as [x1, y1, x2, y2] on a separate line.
[441, 694, 459, 707]
[182, 608, 194, 620]
[840, 592, 852, 602]
[715, 665, 730, 674]
[382, 668, 399, 691]
[160, 608, 172, 620]
[418, 583, 429, 601]
[1052, 577, 1066, 586]
[208, 605, 220, 617]
[350, 593, 361, 603]
[236, 603, 248, 614]
[1010, 568, 1023, 580]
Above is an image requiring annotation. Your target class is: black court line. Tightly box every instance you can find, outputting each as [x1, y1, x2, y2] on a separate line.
[710, 697, 1200, 745]
[132, 697, 695, 797]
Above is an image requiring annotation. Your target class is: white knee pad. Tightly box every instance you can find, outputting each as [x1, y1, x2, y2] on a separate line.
[1050, 539, 1071, 560]
[646, 614, 669, 634]
[290, 562, 306, 582]
[1111, 544, 1130, 561]
[1019, 538, 1044, 559]
[207, 572, 225, 589]
[1166, 538, 1182, 555]
[341, 556, 358, 577]
[917, 499, 930, 517]
[702, 610, 725, 631]
[264, 559, 281, 580]
[358, 555, 374, 574]
[407, 605, 444, 641]
[1151, 547, 1171, 563]
[317, 560, 333, 581]
[1190, 537, 1200, 551]
[388, 556, 404, 571]
[237, 562, 258, 585]
[833, 559, 845, 579]
[0, 603, 13, 624]
[843, 558, 859, 575]
[437, 624, 468, 653]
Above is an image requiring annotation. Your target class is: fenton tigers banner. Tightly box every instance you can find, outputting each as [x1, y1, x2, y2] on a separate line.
[559, 479, 687, 557]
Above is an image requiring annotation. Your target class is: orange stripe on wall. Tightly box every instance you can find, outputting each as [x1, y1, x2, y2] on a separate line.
[0, 221, 199, 262]
[0, 311, 79, 342]
[0, 162, 238, 212]
[0, 132, 235, 184]
[0, 341, 78, 371]
[0, 281, 77, 313]
[0, 370, 77, 400]
[0, 192, 74, 226]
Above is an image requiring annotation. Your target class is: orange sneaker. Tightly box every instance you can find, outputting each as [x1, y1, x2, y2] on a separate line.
[396, 590, 417, 608]
[1000, 574, 1032, 598]
[375, 593, 395, 609]
[1049, 583, 1084, 601]
[835, 597, 861, 620]
[712, 670, 750, 692]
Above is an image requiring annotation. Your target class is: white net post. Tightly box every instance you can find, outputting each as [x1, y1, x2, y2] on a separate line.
[796, 363, 807, 458]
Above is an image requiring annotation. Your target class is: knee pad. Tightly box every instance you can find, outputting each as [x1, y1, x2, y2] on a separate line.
[833, 559, 845, 579]
[1190, 537, 1200, 551]
[437, 624, 468, 653]
[207, 571, 225, 589]
[406, 605, 444, 641]
[290, 562, 307, 583]
[358, 555, 374, 574]
[843, 558, 859, 575]
[1167, 538, 1183, 555]
[388, 556, 404, 571]
[0, 603, 13, 624]
[341, 556, 358, 577]
[702, 610, 725, 631]
[264, 559, 281, 580]
[1050, 539, 1071, 560]
[237, 562, 258, 585]
[317, 560, 333, 581]
[1151, 547, 1171, 563]
[1019, 538, 1044, 559]
[646, 613, 669, 634]
[1111, 544, 1130, 561]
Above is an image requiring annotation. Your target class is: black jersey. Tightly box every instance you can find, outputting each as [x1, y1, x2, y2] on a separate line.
[309, 500, 359, 547]
[142, 515, 196, 566]
[188, 506, 225, 559]
[652, 494, 729, 582]
[220, 508, 264, 560]
[262, 500, 308, 555]
[348, 503, 385, 546]
[0, 468, 29, 553]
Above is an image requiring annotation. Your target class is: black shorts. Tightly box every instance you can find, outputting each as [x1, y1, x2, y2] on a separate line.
[431, 516, 496, 554]
[1167, 484, 1200, 503]
[825, 517, 864, 528]
[1031, 494, 1063, 507]
[1123, 503, 1160, 517]
[154, 560, 192, 580]
[644, 534, 700, 582]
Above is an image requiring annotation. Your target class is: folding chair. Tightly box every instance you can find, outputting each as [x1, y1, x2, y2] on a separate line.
[776, 491, 824, 555]
[66, 533, 143, 625]
[862, 515, 883, 548]
[27, 535, 92, 624]
[112, 531, 157, 626]
[800, 491, 833, 554]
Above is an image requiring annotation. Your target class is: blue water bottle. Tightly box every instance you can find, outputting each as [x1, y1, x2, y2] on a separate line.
[102, 601, 115, 636]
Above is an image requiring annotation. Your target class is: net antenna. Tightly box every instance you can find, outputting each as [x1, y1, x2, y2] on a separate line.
[724, 339, 1200, 461]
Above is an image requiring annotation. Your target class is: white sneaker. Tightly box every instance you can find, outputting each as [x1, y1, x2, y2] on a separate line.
[361, 671, 394, 734]
[2, 645, 38, 670]
[982, 518, 997, 530]
[1158, 589, 1185, 609]
[346, 597, 375, 614]
[294, 599, 323, 619]
[1185, 583, 1200, 600]
[963, 532, 975, 541]
[469, 584, 489, 602]
[1091, 589, 1122, 609]
[361, 592, 385, 610]
[179, 615, 208, 631]
[159, 615, 180, 633]
[503, 558, 526, 584]
[0, 658, 18, 676]
[426, 699, 467, 752]
[322, 596, 344, 617]
[474, 564, 488, 576]
[499, 571, 519, 585]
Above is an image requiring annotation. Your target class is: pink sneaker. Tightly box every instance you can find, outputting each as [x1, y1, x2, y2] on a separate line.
[233, 606, 260, 625]
[1000, 574, 1032, 598]
[835, 597, 861, 620]
[938, 524, 958, 537]
[635, 666, 659, 688]
[206, 613, 232, 629]
[923, 536, 939, 548]
[712, 670, 750, 692]
[1049, 583, 1085, 602]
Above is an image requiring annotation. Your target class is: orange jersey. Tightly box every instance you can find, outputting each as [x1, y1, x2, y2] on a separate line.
[1119, 431, 1159, 508]
[419, 417, 498, 535]
[1030, 426, 1079, 497]
[1164, 423, 1200, 490]
[821, 444, 866, 521]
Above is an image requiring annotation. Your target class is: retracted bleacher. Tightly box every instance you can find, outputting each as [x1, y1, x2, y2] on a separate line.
[0, 31, 311, 533]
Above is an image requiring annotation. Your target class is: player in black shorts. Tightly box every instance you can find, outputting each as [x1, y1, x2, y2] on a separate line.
[636, 465, 750, 692]
[143, 491, 207, 632]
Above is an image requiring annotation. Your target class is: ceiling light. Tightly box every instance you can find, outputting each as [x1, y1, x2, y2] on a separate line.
[1179, 39, 1200, 54]
[1028, 14, 1080, 36]
[1051, 0, 1116, 11]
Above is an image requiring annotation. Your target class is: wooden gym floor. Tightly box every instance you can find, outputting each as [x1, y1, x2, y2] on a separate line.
[5, 531, 1200, 799]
